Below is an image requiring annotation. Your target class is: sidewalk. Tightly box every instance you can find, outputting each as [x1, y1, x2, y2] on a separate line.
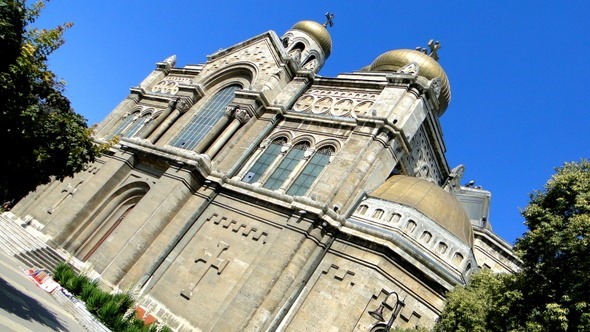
[0, 249, 110, 331]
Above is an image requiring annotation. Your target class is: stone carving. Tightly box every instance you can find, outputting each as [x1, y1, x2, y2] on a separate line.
[152, 80, 179, 95]
[430, 77, 442, 98]
[291, 88, 378, 118]
[212, 216, 268, 244]
[163, 55, 177, 67]
[302, 58, 318, 71]
[323, 264, 355, 286]
[401, 128, 443, 184]
[176, 98, 191, 113]
[399, 62, 419, 75]
[206, 42, 277, 77]
[151, 76, 194, 95]
[288, 48, 302, 64]
[234, 108, 251, 124]
[180, 241, 230, 300]
[48, 180, 84, 214]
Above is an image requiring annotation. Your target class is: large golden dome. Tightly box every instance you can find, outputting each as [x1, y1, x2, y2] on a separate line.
[369, 49, 451, 113]
[371, 175, 473, 246]
[292, 20, 332, 57]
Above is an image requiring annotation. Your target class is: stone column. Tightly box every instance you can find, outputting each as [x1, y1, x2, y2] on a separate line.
[202, 107, 251, 159]
[139, 99, 176, 140]
[147, 98, 191, 143]
[330, 131, 391, 209]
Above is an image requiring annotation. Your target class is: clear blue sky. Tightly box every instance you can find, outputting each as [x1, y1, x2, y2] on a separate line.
[35, 1, 590, 244]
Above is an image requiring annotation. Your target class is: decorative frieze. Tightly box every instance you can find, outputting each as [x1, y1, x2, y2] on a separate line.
[291, 87, 378, 118]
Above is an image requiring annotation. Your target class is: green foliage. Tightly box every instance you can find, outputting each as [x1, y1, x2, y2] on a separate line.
[434, 270, 521, 332]
[434, 160, 590, 332]
[80, 281, 96, 302]
[97, 299, 123, 328]
[0, 0, 102, 202]
[513, 159, 590, 331]
[52, 261, 74, 284]
[86, 288, 111, 315]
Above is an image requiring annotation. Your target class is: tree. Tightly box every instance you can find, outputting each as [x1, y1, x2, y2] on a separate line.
[0, 0, 102, 202]
[434, 160, 590, 332]
[513, 159, 590, 331]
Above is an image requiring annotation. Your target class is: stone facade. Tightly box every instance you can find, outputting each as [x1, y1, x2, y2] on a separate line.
[12, 20, 518, 331]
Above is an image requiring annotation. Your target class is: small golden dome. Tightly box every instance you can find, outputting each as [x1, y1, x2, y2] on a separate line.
[369, 49, 451, 113]
[371, 175, 473, 246]
[292, 20, 332, 57]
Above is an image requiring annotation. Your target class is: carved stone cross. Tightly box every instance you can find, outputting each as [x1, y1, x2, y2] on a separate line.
[48, 180, 84, 214]
[323, 12, 335, 28]
[180, 241, 230, 300]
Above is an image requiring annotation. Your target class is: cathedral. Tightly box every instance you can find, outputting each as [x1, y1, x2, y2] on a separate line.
[11, 18, 519, 331]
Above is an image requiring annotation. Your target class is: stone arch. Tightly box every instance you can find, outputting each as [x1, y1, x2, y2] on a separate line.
[67, 181, 150, 262]
[201, 62, 255, 91]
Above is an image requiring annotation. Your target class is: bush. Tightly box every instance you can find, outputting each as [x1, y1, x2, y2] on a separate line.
[86, 289, 111, 314]
[112, 292, 135, 313]
[80, 280, 98, 302]
[66, 274, 91, 296]
[97, 299, 123, 328]
[53, 262, 75, 285]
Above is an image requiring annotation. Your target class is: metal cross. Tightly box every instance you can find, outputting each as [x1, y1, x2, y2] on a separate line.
[323, 12, 335, 28]
[427, 39, 441, 61]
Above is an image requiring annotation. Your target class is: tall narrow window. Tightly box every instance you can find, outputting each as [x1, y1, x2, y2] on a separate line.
[171, 84, 239, 150]
[111, 112, 138, 137]
[286, 146, 334, 196]
[124, 114, 150, 138]
[263, 142, 309, 191]
[243, 138, 287, 183]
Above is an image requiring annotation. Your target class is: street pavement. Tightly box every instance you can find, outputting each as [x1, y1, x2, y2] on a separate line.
[0, 250, 85, 332]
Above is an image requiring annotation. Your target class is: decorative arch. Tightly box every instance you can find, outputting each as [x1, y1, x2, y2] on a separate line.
[71, 181, 150, 262]
[200, 62, 255, 90]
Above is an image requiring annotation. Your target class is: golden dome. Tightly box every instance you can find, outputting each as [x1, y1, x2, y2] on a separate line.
[371, 175, 473, 246]
[369, 49, 451, 113]
[292, 20, 332, 57]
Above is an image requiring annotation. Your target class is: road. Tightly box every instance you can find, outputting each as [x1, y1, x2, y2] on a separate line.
[0, 250, 85, 332]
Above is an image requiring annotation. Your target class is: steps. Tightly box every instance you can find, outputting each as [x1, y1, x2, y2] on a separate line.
[0, 212, 69, 272]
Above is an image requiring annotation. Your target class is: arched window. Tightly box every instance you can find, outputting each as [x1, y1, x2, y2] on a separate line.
[357, 205, 368, 215]
[372, 209, 384, 219]
[123, 113, 150, 138]
[389, 213, 401, 223]
[111, 112, 138, 137]
[171, 84, 239, 150]
[420, 231, 432, 243]
[243, 138, 287, 183]
[286, 146, 334, 196]
[437, 242, 448, 254]
[405, 220, 417, 233]
[263, 142, 309, 191]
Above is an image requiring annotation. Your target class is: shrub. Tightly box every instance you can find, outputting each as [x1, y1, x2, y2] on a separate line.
[66, 274, 91, 296]
[80, 282, 96, 302]
[86, 289, 111, 314]
[112, 292, 135, 313]
[97, 299, 122, 328]
[53, 262, 75, 285]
